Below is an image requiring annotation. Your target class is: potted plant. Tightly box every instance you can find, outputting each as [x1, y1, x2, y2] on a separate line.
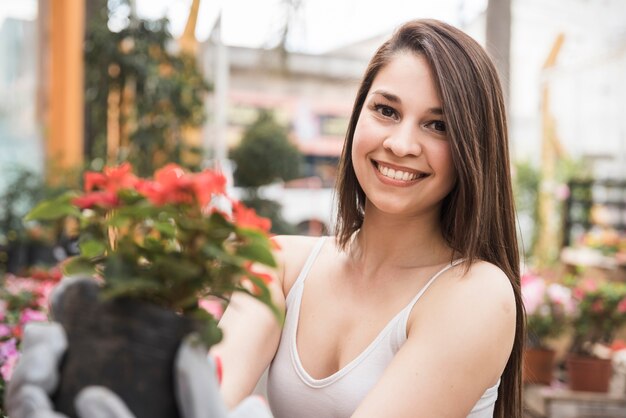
[567, 278, 626, 392]
[22, 163, 280, 417]
[521, 272, 572, 385]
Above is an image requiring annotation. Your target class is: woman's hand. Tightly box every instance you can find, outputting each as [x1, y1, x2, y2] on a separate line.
[5, 322, 273, 418]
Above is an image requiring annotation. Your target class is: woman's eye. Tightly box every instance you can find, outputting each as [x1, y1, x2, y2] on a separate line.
[428, 120, 447, 133]
[373, 104, 398, 119]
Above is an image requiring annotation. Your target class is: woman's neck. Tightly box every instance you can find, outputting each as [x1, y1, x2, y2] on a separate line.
[348, 204, 453, 278]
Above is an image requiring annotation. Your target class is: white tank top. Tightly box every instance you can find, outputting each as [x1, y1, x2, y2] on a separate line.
[267, 237, 499, 418]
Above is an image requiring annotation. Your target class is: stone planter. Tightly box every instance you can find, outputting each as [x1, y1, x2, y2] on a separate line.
[567, 355, 613, 393]
[523, 347, 556, 385]
[51, 279, 201, 418]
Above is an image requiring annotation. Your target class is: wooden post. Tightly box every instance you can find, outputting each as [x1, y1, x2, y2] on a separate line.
[534, 34, 565, 266]
[47, 0, 85, 183]
[179, 0, 203, 167]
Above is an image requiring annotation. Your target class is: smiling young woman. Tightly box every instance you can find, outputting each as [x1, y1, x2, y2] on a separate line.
[3, 17, 523, 418]
[213, 19, 523, 418]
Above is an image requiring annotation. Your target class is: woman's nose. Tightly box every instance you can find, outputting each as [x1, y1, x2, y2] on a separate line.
[382, 125, 422, 157]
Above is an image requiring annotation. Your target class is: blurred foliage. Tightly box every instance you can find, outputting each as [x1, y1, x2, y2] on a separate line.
[514, 160, 541, 254]
[230, 110, 302, 234]
[230, 110, 301, 187]
[242, 196, 298, 235]
[0, 166, 71, 275]
[514, 156, 593, 261]
[84, 0, 210, 176]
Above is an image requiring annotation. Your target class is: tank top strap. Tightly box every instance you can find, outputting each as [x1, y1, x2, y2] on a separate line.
[286, 236, 327, 302]
[404, 258, 465, 315]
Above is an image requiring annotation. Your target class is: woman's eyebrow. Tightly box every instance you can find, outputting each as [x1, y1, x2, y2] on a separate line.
[371, 90, 444, 115]
[370, 89, 401, 104]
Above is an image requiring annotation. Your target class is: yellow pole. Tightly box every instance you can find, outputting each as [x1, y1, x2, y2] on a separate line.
[179, 0, 203, 167]
[534, 33, 565, 266]
[48, 0, 85, 182]
[180, 0, 201, 54]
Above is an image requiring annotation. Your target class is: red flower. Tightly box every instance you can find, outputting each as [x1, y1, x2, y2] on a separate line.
[591, 299, 604, 313]
[611, 340, 626, 351]
[193, 170, 226, 207]
[72, 191, 120, 209]
[243, 262, 274, 295]
[138, 164, 196, 206]
[618, 298, 626, 313]
[84, 162, 138, 193]
[28, 267, 63, 283]
[244, 262, 273, 285]
[269, 236, 282, 250]
[232, 201, 271, 233]
[11, 325, 22, 340]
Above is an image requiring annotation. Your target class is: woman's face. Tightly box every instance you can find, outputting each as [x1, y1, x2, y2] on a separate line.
[351, 52, 457, 218]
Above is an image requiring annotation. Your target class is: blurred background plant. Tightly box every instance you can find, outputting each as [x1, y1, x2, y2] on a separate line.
[0, 266, 61, 414]
[84, 0, 210, 176]
[230, 110, 302, 234]
[0, 166, 75, 276]
[521, 271, 573, 349]
[568, 278, 626, 357]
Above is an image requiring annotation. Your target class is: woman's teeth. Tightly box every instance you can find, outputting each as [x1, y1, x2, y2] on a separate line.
[376, 164, 422, 181]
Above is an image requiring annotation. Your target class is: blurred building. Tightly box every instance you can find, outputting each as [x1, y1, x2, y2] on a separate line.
[201, 0, 626, 234]
[201, 33, 383, 232]
[0, 17, 42, 183]
[465, 0, 626, 178]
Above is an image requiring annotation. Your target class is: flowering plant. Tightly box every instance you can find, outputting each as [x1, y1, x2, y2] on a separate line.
[522, 272, 573, 349]
[0, 269, 61, 414]
[569, 278, 626, 356]
[24, 163, 279, 347]
[580, 229, 626, 257]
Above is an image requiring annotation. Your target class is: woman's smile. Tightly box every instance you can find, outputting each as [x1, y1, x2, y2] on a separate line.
[371, 160, 430, 187]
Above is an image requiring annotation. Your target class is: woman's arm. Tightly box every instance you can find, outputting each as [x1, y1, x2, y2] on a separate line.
[210, 242, 286, 409]
[351, 261, 516, 418]
[210, 234, 318, 409]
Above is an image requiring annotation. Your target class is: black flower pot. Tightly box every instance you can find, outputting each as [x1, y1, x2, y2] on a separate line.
[52, 279, 200, 418]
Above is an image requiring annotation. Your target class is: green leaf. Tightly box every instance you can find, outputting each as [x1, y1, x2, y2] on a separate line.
[153, 257, 201, 281]
[24, 191, 80, 222]
[236, 276, 284, 326]
[101, 278, 163, 299]
[103, 254, 136, 282]
[206, 212, 235, 242]
[63, 256, 97, 277]
[155, 221, 176, 237]
[236, 241, 276, 267]
[106, 212, 132, 228]
[79, 239, 106, 258]
[190, 309, 223, 347]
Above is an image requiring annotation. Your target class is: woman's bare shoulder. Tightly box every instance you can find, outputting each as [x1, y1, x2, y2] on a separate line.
[271, 235, 329, 296]
[436, 259, 516, 350]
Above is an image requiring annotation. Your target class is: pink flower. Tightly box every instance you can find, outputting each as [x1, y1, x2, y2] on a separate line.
[0, 338, 19, 381]
[547, 283, 570, 305]
[0, 324, 12, 338]
[618, 298, 626, 314]
[0, 300, 6, 321]
[547, 283, 575, 314]
[199, 298, 224, 320]
[573, 279, 598, 300]
[521, 273, 546, 315]
[19, 308, 47, 325]
[555, 184, 570, 201]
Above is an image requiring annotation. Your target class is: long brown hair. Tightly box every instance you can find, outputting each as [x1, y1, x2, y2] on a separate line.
[335, 19, 524, 418]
